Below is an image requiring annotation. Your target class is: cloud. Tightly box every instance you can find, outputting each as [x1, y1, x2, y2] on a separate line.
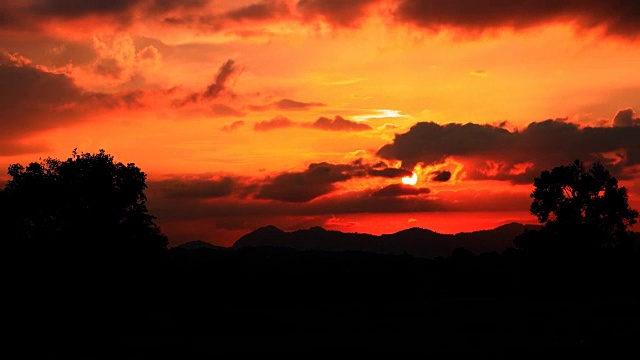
[249, 98, 325, 111]
[211, 104, 245, 117]
[147, 0, 209, 14]
[377, 121, 513, 167]
[84, 33, 163, 88]
[150, 176, 238, 199]
[221, 120, 245, 132]
[254, 116, 296, 131]
[431, 171, 452, 182]
[147, 178, 532, 232]
[27, 0, 209, 19]
[469, 70, 488, 77]
[297, 0, 380, 27]
[0, 54, 98, 131]
[93, 58, 124, 78]
[394, 0, 640, 37]
[256, 162, 354, 202]
[252, 115, 372, 132]
[203, 59, 237, 99]
[0, 52, 154, 154]
[367, 167, 413, 178]
[255, 160, 418, 202]
[6, 0, 640, 39]
[305, 116, 372, 131]
[377, 111, 640, 183]
[294, 0, 640, 37]
[225, 1, 290, 21]
[0, 53, 84, 136]
[276, 98, 325, 110]
[175, 59, 239, 106]
[161, 1, 291, 31]
[371, 184, 431, 197]
[613, 108, 640, 127]
[30, 0, 140, 18]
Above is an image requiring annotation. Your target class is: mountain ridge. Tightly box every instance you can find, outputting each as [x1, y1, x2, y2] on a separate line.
[220, 222, 542, 258]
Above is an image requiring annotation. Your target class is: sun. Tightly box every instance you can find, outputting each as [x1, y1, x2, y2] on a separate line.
[401, 172, 418, 186]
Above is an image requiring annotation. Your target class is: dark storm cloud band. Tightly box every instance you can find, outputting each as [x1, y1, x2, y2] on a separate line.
[152, 161, 418, 203]
[377, 112, 640, 183]
[296, 0, 640, 37]
[6, 1, 640, 38]
[394, 0, 640, 36]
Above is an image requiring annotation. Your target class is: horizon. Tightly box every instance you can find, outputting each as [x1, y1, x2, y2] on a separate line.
[173, 210, 541, 247]
[2, 1, 639, 247]
[174, 215, 545, 248]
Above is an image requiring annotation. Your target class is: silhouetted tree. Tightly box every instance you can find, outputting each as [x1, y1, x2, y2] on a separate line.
[1, 150, 170, 355]
[0, 149, 167, 263]
[515, 160, 638, 253]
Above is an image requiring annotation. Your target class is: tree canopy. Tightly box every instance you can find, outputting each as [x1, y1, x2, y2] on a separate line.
[516, 160, 638, 252]
[0, 149, 167, 261]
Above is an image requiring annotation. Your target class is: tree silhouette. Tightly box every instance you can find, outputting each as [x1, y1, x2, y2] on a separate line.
[516, 160, 638, 252]
[0, 149, 167, 262]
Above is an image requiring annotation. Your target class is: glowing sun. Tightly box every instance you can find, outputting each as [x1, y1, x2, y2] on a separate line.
[401, 172, 418, 186]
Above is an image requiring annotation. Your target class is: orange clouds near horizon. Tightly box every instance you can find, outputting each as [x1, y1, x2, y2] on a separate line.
[1, 1, 639, 246]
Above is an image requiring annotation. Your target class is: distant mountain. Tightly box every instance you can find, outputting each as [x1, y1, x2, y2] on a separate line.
[174, 240, 227, 251]
[231, 222, 542, 258]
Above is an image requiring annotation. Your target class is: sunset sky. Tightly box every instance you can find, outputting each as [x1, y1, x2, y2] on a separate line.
[1, 1, 639, 247]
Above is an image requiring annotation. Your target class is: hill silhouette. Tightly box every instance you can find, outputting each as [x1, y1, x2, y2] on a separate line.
[175, 240, 226, 251]
[229, 222, 542, 258]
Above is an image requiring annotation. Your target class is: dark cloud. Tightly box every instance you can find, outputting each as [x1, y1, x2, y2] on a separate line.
[147, 180, 530, 226]
[367, 167, 413, 178]
[431, 171, 452, 182]
[93, 58, 124, 78]
[7, 0, 640, 39]
[27, 0, 208, 19]
[0, 52, 87, 135]
[255, 160, 418, 202]
[613, 108, 640, 127]
[252, 115, 370, 132]
[148, 0, 209, 14]
[256, 162, 354, 202]
[30, 0, 139, 18]
[211, 103, 245, 117]
[225, 1, 290, 21]
[275, 98, 325, 110]
[371, 184, 431, 197]
[150, 176, 237, 199]
[0, 140, 50, 157]
[292, 0, 640, 37]
[377, 122, 512, 167]
[394, 0, 640, 37]
[253, 116, 296, 131]
[174, 59, 239, 106]
[203, 59, 237, 99]
[249, 98, 325, 111]
[221, 120, 245, 132]
[0, 52, 148, 154]
[378, 112, 640, 183]
[161, 1, 290, 31]
[305, 116, 372, 131]
[297, 0, 380, 27]
[89, 90, 146, 109]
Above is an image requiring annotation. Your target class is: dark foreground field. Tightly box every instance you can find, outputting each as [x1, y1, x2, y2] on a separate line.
[10, 245, 640, 357]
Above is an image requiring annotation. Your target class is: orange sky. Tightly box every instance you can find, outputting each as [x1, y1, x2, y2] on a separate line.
[1, 1, 639, 246]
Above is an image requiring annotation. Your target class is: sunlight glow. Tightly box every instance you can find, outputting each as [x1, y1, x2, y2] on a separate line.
[401, 172, 418, 186]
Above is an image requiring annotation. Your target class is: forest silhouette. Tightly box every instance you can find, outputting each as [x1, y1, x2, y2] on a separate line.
[2, 150, 639, 356]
